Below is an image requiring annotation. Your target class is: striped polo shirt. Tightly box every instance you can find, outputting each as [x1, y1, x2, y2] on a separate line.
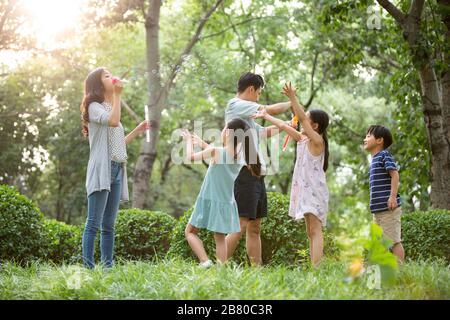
[369, 150, 401, 213]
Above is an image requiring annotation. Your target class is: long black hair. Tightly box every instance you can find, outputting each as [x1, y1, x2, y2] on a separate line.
[226, 118, 261, 177]
[80, 67, 106, 138]
[309, 109, 330, 172]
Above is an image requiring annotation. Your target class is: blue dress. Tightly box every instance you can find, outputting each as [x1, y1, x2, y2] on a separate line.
[189, 147, 244, 234]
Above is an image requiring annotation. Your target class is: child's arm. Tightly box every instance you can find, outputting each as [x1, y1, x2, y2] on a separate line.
[387, 170, 399, 210]
[191, 132, 211, 150]
[281, 82, 323, 149]
[181, 129, 217, 162]
[252, 109, 303, 141]
[260, 120, 298, 138]
[125, 120, 150, 145]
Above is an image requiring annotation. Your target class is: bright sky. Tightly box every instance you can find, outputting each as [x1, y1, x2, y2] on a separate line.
[20, 0, 87, 50]
[0, 0, 87, 66]
[2, 0, 376, 83]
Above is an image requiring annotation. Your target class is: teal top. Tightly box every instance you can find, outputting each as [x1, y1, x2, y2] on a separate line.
[189, 147, 245, 234]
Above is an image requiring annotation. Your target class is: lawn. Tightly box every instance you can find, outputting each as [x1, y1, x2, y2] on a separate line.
[1, 258, 448, 300]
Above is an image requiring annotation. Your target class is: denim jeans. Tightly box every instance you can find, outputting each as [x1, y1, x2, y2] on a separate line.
[82, 161, 123, 269]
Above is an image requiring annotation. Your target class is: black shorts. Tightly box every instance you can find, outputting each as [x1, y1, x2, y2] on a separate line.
[234, 167, 268, 220]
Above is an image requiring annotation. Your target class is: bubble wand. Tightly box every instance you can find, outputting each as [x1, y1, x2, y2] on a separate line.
[144, 105, 150, 143]
[282, 115, 298, 152]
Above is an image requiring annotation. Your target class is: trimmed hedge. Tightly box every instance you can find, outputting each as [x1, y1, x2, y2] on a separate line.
[402, 209, 450, 262]
[262, 192, 339, 264]
[114, 209, 177, 261]
[0, 185, 44, 264]
[41, 219, 82, 264]
[44, 209, 177, 264]
[1, 184, 449, 265]
[0, 185, 177, 264]
[168, 192, 340, 266]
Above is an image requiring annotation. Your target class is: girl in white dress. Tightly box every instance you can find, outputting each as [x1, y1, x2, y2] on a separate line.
[252, 82, 330, 267]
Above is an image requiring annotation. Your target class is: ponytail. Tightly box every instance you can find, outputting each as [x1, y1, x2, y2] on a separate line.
[309, 109, 330, 172]
[322, 130, 329, 172]
[244, 134, 261, 177]
[227, 118, 261, 177]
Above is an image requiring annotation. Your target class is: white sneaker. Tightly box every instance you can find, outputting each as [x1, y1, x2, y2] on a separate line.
[199, 260, 213, 268]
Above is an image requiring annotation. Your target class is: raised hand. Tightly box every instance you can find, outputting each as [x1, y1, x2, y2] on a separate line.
[181, 130, 203, 145]
[251, 107, 268, 120]
[113, 78, 124, 95]
[181, 129, 192, 141]
[286, 119, 296, 128]
[281, 82, 296, 99]
[190, 132, 204, 145]
[135, 120, 150, 134]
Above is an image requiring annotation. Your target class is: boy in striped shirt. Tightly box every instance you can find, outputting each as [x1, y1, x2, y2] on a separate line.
[364, 125, 405, 263]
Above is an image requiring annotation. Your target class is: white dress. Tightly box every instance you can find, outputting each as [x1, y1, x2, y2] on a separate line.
[289, 138, 329, 226]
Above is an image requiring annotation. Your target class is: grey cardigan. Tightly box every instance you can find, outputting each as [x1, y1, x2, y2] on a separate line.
[86, 102, 129, 202]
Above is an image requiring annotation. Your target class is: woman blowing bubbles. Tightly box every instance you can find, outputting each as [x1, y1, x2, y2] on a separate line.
[80, 67, 149, 269]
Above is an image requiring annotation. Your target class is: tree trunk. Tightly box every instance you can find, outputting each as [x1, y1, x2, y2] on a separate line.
[132, 0, 164, 209]
[378, 0, 450, 209]
[443, 54, 450, 143]
[132, 0, 224, 208]
[436, 0, 450, 207]
[418, 64, 450, 208]
[438, 0, 450, 142]
[406, 2, 450, 209]
[149, 156, 172, 207]
[56, 162, 64, 221]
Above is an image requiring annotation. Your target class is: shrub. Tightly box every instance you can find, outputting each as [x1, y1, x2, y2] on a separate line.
[41, 219, 82, 264]
[114, 209, 177, 261]
[262, 192, 339, 265]
[0, 185, 45, 264]
[169, 192, 339, 265]
[402, 209, 450, 262]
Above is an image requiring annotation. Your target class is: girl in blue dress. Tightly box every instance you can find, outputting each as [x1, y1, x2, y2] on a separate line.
[181, 118, 261, 267]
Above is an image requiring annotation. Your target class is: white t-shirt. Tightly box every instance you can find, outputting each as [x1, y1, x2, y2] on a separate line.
[225, 97, 267, 175]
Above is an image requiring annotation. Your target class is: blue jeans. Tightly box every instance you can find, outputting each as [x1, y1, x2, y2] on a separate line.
[82, 161, 123, 269]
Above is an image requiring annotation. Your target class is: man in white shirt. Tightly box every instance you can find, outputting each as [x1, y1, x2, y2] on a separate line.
[225, 72, 292, 266]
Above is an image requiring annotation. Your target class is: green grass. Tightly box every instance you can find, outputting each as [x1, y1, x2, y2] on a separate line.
[0, 258, 448, 300]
